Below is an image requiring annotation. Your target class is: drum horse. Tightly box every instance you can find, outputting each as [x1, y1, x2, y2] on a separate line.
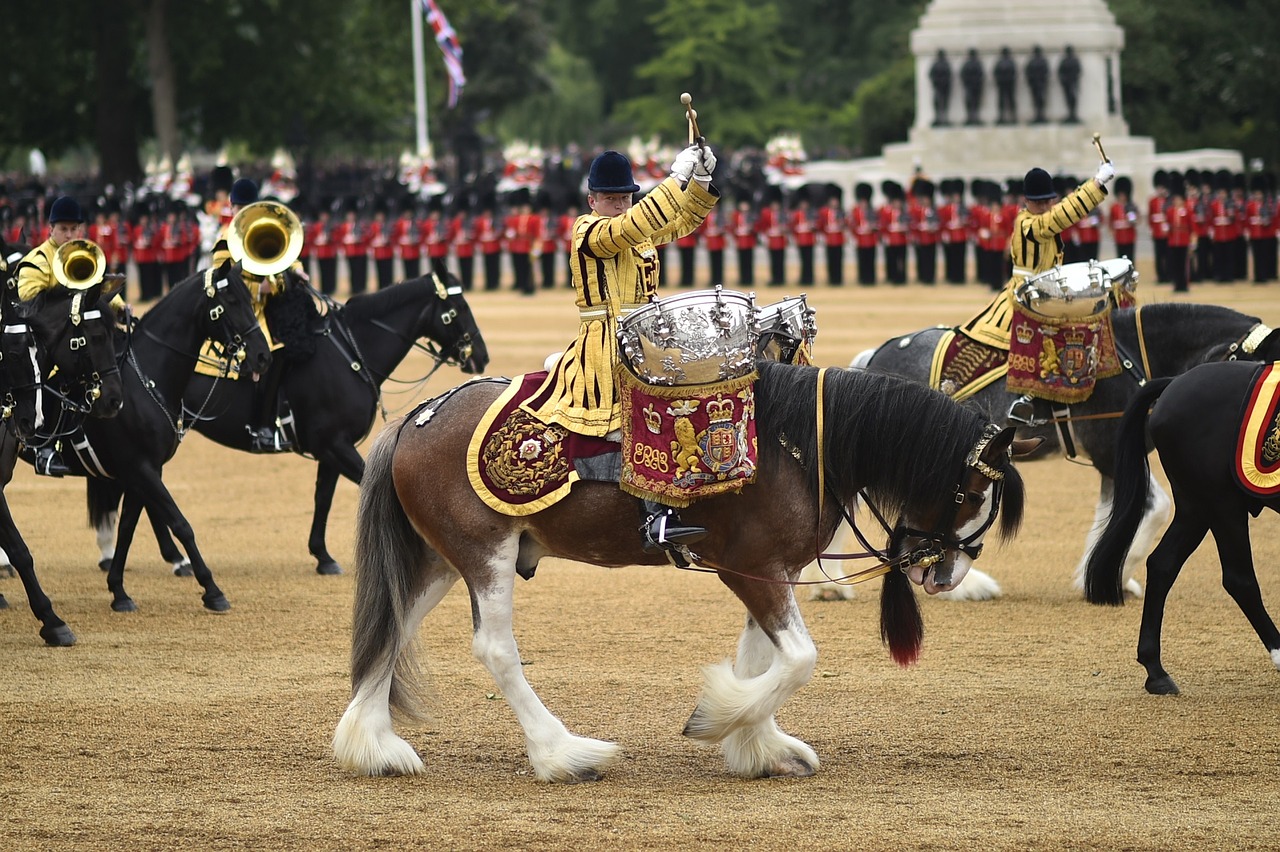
[334, 289, 1038, 782]
[842, 258, 1280, 600]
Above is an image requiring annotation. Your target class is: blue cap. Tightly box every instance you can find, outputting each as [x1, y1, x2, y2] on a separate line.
[230, 178, 259, 206]
[48, 196, 85, 224]
[587, 151, 639, 194]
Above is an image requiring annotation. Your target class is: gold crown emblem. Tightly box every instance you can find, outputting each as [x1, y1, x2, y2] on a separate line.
[643, 403, 663, 434]
[1014, 321, 1035, 345]
[706, 397, 735, 422]
[1063, 327, 1087, 347]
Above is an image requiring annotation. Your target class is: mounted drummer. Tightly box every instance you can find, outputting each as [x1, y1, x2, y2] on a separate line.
[519, 143, 720, 555]
[960, 159, 1116, 351]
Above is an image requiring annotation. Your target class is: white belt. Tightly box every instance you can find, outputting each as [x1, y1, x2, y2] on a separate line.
[579, 303, 647, 320]
[1011, 267, 1035, 278]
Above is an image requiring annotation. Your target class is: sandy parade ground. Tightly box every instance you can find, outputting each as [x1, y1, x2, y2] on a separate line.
[3, 263, 1280, 850]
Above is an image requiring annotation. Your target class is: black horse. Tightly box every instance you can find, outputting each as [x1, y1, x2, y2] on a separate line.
[1085, 361, 1280, 695]
[854, 302, 1280, 600]
[0, 279, 125, 644]
[115, 267, 488, 576]
[67, 269, 272, 613]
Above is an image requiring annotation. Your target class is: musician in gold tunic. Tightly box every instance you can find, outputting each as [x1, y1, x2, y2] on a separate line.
[521, 146, 719, 551]
[961, 162, 1115, 349]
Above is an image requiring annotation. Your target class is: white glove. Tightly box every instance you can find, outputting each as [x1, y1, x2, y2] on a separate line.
[670, 146, 699, 183]
[1095, 161, 1116, 187]
[693, 145, 717, 180]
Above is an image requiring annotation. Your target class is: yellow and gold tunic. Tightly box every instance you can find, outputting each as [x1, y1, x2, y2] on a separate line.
[16, 238, 125, 311]
[962, 179, 1107, 349]
[521, 177, 719, 436]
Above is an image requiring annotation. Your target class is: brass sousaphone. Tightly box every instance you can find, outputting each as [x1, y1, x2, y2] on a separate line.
[226, 200, 304, 276]
[52, 239, 108, 290]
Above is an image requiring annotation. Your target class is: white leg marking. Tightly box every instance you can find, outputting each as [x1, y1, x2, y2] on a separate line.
[1122, 473, 1170, 599]
[332, 576, 455, 776]
[470, 542, 618, 782]
[96, 512, 117, 562]
[934, 567, 1003, 601]
[688, 612, 820, 778]
[1270, 648, 1280, 671]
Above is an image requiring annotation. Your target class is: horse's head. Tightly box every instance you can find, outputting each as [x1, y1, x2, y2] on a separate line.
[205, 266, 273, 379]
[418, 265, 489, 374]
[8, 282, 125, 435]
[892, 425, 1036, 595]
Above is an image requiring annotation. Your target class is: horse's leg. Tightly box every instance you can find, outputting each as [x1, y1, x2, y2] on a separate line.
[467, 539, 622, 782]
[1210, 511, 1280, 673]
[145, 508, 192, 577]
[310, 448, 364, 575]
[105, 492, 146, 613]
[0, 506, 74, 645]
[1137, 505, 1209, 695]
[121, 475, 230, 612]
[684, 575, 819, 778]
[333, 561, 459, 776]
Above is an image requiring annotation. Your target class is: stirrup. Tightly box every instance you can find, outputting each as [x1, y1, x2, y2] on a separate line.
[641, 507, 707, 554]
[1007, 394, 1037, 426]
[247, 424, 293, 454]
[34, 447, 69, 477]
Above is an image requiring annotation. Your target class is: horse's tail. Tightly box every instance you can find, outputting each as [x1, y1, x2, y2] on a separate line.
[880, 568, 924, 667]
[350, 422, 432, 723]
[1084, 377, 1174, 606]
[86, 477, 123, 530]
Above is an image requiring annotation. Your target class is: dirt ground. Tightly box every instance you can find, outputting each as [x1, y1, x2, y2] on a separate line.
[3, 269, 1280, 851]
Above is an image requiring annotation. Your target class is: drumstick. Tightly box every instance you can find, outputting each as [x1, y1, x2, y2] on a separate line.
[1091, 132, 1109, 163]
[681, 92, 703, 146]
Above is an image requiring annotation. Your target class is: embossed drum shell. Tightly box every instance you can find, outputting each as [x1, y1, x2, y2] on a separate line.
[619, 290, 758, 386]
[1017, 261, 1112, 319]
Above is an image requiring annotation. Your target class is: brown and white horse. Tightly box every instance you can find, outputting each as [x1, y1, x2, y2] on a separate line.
[333, 361, 1036, 781]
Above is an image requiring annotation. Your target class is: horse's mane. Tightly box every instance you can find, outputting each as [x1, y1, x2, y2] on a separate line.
[344, 274, 438, 322]
[754, 361, 990, 518]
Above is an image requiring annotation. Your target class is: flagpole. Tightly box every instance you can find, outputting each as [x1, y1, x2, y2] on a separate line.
[411, 0, 430, 158]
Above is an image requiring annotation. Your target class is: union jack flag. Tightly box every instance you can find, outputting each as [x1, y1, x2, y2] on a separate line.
[420, 0, 466, 108]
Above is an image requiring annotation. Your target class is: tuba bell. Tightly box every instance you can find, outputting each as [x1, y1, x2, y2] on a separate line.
[227, 200, 304, 276]
[52, 239, 107, 290]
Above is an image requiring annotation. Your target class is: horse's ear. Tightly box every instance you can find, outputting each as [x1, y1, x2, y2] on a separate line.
[1010, 436, 1045, 459]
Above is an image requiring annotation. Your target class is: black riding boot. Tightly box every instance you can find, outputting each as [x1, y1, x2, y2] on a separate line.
[641, 499, 707, 554]
[34, 446, 69, 477]
[248, 357, 293, 453]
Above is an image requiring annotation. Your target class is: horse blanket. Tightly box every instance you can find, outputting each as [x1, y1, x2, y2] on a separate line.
[929, 330, 1008, 402]
[1005, 305, 1122, 404]
[1235, 362, 1280, 496]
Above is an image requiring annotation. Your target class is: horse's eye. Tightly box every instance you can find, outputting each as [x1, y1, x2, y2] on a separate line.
[965, 492, 984, 506]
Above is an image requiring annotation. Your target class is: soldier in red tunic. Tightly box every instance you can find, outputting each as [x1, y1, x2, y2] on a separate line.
[729, 199, 757, 286]
[674, 214, 700, 287]
[1209, 170, 1238, 283]
[758, 191, 787, 286]
[815, 187, 845, 286]
[473, 203, 503, 292]
[447, 200, 474, 291]
[1165, 173, 1192, 293]
[1148, 170, 1170, 282]
[308, 207, 340, 296]
[789, 193, 816, 285]
[1246, 173, 1277, 283]
[394, 203, 423, 281]
[938, 179, 969, 284]
[1108, 176, 1138, 262]
[338, 203, 371, 296]
[908, 179, 940, 285]
[878, 181, 909, 285]
[849, 182, 878, 286]
[701, 210, 726, 287]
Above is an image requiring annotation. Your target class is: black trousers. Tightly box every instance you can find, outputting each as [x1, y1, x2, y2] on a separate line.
[914, 243, 936, 284]
[736, 247, 755, 286]
[402, 257, 421, 281]
[797, 245, 815, 285]
[540, 251, 557, 289]
[1234, 238, 1249, 280]
[943, 241, 966, 283]
[1213, 241, 1235, 282]
[375, 258, 394, 290]
[458, 255, 475, 291]
[885, 244, 907, 285]
[1194, 236, 1212, 282]
[1252, 237, 1277, 282]
[768, 248, 786, 286]
[511, 252, 533, 294]
[825, 245, 844, 285]
[1153, 237, 1169, 282]
[347, 255, 369, 295]
[708, 249, 724, 286]
[165, 260, 186, 293]
[1168, 244, 1189, 292]
[678, 246, 696, 287]
[139, 261, 164, 301]
[318, 257, 338, 295]
[482, 252, 501, 291]
[856, 245, 876, 285]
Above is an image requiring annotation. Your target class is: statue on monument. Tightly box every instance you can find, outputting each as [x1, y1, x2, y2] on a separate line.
[994, 46, 1017, 125]
[960, 48, 984, 126]
[1058, 45, 1082, 124]
[929, 49, 953, 126]
[1025, 45, 1049, 124]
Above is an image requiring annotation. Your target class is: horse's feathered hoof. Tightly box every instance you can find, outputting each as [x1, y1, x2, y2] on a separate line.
[316, 561, 343, 576]
[40, 623, 77, 646]
[1145, 675, 1180, 695]
[172, 560, 194, 577]
[203, 594, 232, 613]
[764, 757, 816, 778]
[562, 767, 605, 784]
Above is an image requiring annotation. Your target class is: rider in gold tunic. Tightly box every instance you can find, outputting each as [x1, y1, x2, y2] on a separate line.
[961, 162, 1115, 350]
[521, 146, 719, 552]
